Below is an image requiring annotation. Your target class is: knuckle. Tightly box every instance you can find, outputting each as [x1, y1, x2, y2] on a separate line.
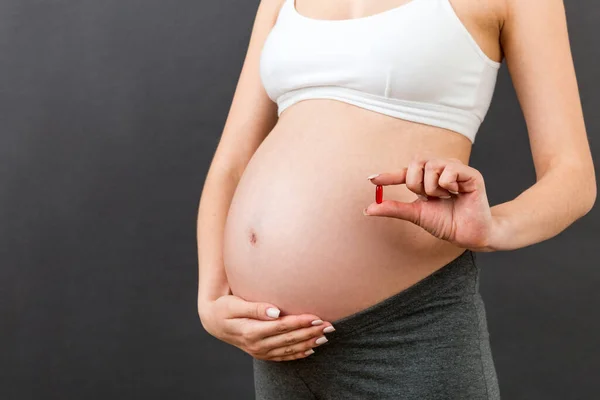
[406, 182, 421, 192]
[438, 180, 452, 189]
[438, 174, 453, 185]
[409, 159, 421, 170]
[442, 164, 455, 174]
[276, 322, 288, 333]
[266, 349, 281, 359]
[240, 327, 255, 343]
[241, 337, 252, 349]
[247, 343, 262, 355]
[283, 333, 296, 345]
[223, 301, 232, 316]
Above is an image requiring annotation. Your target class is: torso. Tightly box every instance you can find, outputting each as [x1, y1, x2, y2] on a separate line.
[222, 0, 504, 323]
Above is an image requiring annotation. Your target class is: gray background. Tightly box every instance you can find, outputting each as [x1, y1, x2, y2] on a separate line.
[0, 1, 597, 399]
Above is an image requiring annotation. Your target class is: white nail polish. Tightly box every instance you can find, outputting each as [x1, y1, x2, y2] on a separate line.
[315, 336, 328, 345]
[440, 195, 452, 199]
[448, 190, 459, 194]
[304, 349, 315, 355]
[323, 326, 335, 333]
[367, 173, 380, 180]
[311, 319, 323, 326]
[266, 307, 280, 318]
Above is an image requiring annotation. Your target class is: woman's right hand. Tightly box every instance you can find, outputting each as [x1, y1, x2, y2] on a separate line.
[199, 295, 335, 362]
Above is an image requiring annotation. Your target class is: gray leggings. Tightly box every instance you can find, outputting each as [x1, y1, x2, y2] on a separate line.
[253, 249, 501, 399]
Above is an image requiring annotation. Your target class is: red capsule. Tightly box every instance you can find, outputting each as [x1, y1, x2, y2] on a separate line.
[376, 185, 383, 204]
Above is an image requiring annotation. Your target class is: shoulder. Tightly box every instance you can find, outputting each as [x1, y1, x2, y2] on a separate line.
[256, 0, 287, 19]
[500, 0, 567, 33]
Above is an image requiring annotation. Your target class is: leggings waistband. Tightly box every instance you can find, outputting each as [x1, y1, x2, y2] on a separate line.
[326, 249, 479, 340]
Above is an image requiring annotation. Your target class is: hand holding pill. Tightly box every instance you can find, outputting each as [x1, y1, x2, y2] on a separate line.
[362, 157, 498, 252]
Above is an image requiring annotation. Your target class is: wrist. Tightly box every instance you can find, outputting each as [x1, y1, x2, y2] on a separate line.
[197, 299, 212, 315]
[197, 299, 217, 333]
[477, 214, 507, 253]
[197, 288, 233, 321]
[197, 284, 232, 313]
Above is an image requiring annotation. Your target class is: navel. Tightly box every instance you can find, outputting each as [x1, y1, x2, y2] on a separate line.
[248, 228, 258, 246]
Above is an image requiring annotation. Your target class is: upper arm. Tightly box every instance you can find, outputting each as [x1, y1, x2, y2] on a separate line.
[500, 0, 594, 180]
[211, 0, 284, 179]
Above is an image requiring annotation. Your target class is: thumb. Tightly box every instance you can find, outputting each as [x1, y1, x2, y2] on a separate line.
[364, 199, 421, 224]
[228, 296, 281, 320]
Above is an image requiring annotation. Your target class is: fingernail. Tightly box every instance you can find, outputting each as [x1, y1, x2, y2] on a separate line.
[323, 326, 335, 333]
[362, 208, 370, 216]
[311, 319, 323, 326]
[439, 195, 451, 199]
[417, 195, 428, 201]
[304, 349, 315, 356]
[448, 190, 459, 194]
[266, 307, 280, 318]
[315, 336, 328, 345]
[367, 173, 380, 180]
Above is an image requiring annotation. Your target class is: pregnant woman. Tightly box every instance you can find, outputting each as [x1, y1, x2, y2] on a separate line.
[197, 0, 596, 398]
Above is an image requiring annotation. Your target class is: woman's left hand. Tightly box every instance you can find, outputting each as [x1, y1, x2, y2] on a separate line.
[364, 157, 496, 251]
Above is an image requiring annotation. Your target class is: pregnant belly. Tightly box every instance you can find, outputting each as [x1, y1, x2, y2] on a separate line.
[223, 100, 471, 322]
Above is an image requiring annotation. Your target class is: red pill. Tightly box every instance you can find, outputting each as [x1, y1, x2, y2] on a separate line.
[376, 185, 383, 204]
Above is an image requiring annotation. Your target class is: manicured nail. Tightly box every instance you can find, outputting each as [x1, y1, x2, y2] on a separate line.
[266, 307, 280, 318]
[304, 349, 315, 356]
[315, 336, 328, 345]
[367, 173, 380, 180]
[439, 195, 452, 199]
[417, 195, 428, 201]
[362, 208, 370, 216]
[311, 319, 324, 326]
[323, 326, 335, 333]
[448, 190, 459, 194]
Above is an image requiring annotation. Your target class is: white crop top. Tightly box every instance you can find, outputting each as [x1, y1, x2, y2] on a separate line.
[259, 0, 502, 143]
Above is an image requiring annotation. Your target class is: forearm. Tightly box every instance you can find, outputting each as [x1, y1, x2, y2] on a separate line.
[197, 164, 241, 311]
[483, 163, 596, 252]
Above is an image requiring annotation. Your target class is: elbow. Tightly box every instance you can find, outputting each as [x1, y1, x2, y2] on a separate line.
[578, 172, 597, 217]
[566, 159, 597, 217]
[582, 184, 597, 216]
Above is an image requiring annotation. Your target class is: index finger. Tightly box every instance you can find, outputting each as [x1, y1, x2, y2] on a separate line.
[368, 168, 408, 186]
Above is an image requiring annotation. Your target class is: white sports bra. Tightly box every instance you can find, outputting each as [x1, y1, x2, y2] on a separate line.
[259, 0, 502, 143]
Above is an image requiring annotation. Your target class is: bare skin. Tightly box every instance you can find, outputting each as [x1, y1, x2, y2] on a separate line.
[198, 0, 596, 362]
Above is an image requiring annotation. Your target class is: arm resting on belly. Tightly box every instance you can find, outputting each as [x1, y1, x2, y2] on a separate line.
[197, 166, 239, 314]
[483, 161, 596, 252]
